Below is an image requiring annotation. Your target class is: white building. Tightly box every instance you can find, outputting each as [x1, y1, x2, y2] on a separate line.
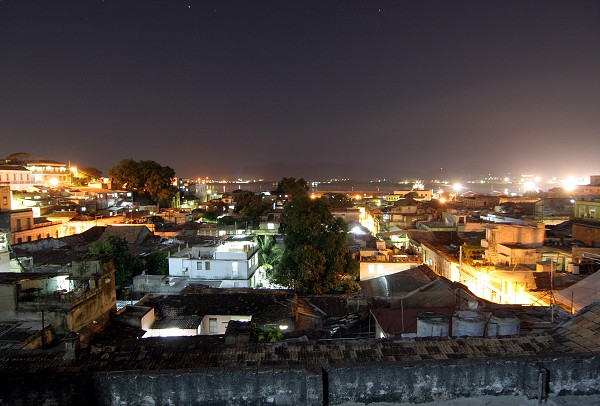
[168, 239, 260, 288]
[0, 165, 34, 190]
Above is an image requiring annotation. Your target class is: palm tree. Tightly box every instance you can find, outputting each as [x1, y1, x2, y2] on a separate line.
[255, 235, 282, 280]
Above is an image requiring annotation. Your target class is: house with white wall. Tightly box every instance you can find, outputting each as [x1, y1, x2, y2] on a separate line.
[0, 165, 34, 190]
[168, 239, 260, 288]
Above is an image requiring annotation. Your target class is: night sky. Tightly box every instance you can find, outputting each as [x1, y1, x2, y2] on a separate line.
[1, 1, 599, 180]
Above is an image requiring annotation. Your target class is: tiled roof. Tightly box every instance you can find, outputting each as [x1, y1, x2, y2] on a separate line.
[100, 225, 152, 245]
[0, 335, 557, 374]
[0, 322, 41, 350]
[140, 289, 295, 326]
[0, 165, 29, 171]
[304, 295, 367, 318]
[372, 307, 455, 335]
[553, 301, 600, 353]
[151, 315, 201, 330]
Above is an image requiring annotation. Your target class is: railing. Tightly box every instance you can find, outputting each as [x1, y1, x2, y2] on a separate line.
[360, 255, 421, 263]
[0, 180, 33, 185]
[17, 287, 101, 310]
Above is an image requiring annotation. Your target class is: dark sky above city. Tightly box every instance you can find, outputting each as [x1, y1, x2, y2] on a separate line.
[1, 1, 599, 180]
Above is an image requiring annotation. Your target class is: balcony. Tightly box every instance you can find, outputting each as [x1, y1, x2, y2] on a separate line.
[360, 254, 421, 263]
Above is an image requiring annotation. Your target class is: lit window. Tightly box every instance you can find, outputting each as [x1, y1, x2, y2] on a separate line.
[209, 318, 217, 333]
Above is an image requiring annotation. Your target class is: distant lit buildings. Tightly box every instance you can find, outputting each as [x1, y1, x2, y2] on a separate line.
[24, 160, 71, 187]
[0, 164, 34, 190]
[572, 197, 600, 245]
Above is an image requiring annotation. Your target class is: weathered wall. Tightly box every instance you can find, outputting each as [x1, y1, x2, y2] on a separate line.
[0, 355, 599, 405]
[92, 368, 323, 406]
[327, 356, 600, 404]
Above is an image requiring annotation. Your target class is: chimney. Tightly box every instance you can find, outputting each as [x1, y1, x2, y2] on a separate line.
[62, 331, 80, 360]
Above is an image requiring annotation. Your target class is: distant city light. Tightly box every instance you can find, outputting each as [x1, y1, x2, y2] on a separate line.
[523, 181, 538, 192]
[562, 176, 578, 191]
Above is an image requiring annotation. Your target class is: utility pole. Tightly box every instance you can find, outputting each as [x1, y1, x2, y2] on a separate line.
[459, 244, 463, 283]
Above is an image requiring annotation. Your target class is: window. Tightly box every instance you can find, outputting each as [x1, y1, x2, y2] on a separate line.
[209, 318, 217, 333]
[196, 262, 202, 270]
[205, 261, 210, 270]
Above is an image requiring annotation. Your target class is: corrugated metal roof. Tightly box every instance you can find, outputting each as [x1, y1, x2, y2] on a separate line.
[555, 271, 600, 312]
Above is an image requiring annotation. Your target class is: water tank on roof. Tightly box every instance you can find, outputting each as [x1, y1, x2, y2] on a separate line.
[417, 312, 450, 338]
[487, 312, 520, 337]
[452, 311, 486, 337]
[568, 263, 580, 275]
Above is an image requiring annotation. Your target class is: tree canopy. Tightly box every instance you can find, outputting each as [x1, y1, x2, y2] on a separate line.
[255, 235, 283, 276]
[322, 193, 354, 208]
[276, 177, 309, 197]
[89, 236, 134, 288]
[273, 195, 359, 294]
[233, 191, 270, 222]
[4, 152, 34, 164]
[108, 159, 176, 206]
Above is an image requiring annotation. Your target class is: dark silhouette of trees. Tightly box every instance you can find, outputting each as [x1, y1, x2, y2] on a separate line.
[89, 236, 134, 288]
[276, 177, 309, 197]
[108, 159, 176, 206]
[273, 195, 359, 294]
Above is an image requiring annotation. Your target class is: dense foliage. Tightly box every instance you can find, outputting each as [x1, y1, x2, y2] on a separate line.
[89, 236, 134, 287]
[233, 191, 270, 222]
[276, 177, 309, 197]
[108, 159, 176, 206]
[255, 235, 283, 278]
[273, 195, 359, 294]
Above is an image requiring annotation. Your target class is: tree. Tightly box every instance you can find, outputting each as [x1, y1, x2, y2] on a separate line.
[203, 200, 227, 222]
[4, 152, 34, 164]
[89, 236, 134, 287]
[322, 193, 353, 208]
[79, 167, 103, 179]
[273, 195, 359, 294]
[255, 235, 283, 279]
[276, 177, 309, 197]
[144, 250, 169, 275]
[233, 191, 270, 222]
[108, 159, 177, 206]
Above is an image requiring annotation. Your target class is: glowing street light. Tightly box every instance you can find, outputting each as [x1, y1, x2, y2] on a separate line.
[562, 176, 578, 192]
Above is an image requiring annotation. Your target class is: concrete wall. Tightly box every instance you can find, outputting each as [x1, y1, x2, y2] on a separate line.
[573, 223, 600, 246]
[0, 354, 599, 405]
[93, 368, 323, 406]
